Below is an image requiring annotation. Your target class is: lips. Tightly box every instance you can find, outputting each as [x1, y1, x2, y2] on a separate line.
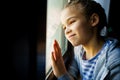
[68, 34, 76, 39]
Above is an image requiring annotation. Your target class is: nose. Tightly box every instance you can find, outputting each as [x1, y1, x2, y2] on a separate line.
[65, 27, 71, 34]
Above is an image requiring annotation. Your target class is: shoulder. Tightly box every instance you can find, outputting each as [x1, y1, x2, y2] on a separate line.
[106, 37, 120, 57]
[106, 37, 120, 69]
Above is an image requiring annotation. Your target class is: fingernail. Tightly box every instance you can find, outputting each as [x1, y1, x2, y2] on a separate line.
[54, 39, 57, 44]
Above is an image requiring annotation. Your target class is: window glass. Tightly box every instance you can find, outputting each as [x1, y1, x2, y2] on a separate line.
[46, 0, 68, 76]
[94, 0, 111, 36]
[94, 0, 110, 22]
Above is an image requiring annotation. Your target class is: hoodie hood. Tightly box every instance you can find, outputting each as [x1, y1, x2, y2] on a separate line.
[105, 37, 120, 52]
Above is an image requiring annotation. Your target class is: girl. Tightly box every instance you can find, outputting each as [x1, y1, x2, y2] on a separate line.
[51, 0, 120, 80]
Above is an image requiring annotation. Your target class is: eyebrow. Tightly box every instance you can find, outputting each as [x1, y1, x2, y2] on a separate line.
[61, 16, 78, 28]
[66, 16, 77, 22]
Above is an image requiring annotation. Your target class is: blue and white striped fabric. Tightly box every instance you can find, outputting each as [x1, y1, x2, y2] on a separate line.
[82, 57, 97, 80]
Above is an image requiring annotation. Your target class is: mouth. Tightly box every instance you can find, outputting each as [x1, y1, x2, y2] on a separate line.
[68, 34, 76, 39]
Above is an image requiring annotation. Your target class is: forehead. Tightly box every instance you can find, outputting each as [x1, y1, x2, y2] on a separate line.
[61, 4, 84, 22]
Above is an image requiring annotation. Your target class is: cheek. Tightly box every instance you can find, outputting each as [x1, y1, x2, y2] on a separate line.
[73, 22, 85, 34]
[75, 22, 92, 39]
[71, 22, 81, 31]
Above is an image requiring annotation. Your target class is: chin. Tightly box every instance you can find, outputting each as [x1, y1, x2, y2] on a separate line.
[70, 41, 80, 47]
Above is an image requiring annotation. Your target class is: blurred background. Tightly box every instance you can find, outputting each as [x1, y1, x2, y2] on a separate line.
[7, 0, 47, 80]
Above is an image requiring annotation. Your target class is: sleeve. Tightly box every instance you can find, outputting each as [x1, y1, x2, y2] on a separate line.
[68, 57, 80, 79]
[58, 72, 74, 80]
[110, 60, 120, 79]
[107, 47, 120, 79]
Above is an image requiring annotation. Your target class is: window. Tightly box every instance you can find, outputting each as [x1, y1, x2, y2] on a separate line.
[46, 0, 68, 78]
[94, 0, 110, 21]
[94, 0, 111, 36]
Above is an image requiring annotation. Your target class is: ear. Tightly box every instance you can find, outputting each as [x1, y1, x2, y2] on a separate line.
[89, 13, 99, 27]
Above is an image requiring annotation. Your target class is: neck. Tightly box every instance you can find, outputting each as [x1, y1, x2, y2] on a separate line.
[82, 37, 105, 60]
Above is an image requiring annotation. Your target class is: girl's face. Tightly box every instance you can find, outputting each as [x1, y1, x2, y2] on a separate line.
[61, 6, 94, 46]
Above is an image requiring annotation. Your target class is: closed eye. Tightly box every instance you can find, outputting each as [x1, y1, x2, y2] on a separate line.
[68, 20, 76, 25]
[62, 20, 76, 30]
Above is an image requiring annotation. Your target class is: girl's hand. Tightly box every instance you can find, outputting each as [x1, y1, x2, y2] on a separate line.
[51, 40, 67, 77]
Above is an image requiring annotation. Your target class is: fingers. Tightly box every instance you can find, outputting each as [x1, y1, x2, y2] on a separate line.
[51, 39, 62, 63]
[53, 40, 58, 58]
[51, 40, 61, 64]
[51, 51, 56, 62]
[54, 40, 62, 58]
[54, 40, 61, 52]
